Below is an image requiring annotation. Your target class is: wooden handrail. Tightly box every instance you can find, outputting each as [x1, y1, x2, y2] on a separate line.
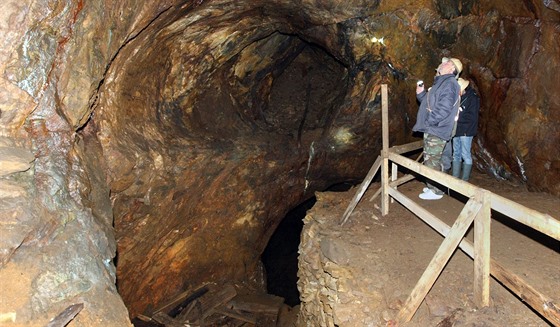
[387, 150, 560, 242]
[344, 84, 559, 326]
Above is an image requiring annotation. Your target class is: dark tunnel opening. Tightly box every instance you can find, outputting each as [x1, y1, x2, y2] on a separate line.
[261, 197, 313, 307]
[261, 182, 356, 307]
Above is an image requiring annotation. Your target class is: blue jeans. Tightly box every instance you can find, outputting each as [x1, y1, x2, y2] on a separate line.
[452, 136, 473, 164]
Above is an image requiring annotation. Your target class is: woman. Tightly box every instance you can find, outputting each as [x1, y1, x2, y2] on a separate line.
[453, 78, 480, 181]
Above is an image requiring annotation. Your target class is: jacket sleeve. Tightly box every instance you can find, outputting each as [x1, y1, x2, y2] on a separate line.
[417, 90, 426, 102]
[427, 82, 458, 126]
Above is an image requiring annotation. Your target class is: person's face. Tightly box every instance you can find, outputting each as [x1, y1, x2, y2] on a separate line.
[436, 61, 455, 76]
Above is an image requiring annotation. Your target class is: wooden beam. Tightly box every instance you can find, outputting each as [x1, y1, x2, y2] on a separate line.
[391, 162, 398, 204]
[152, 312, 192, 327]
[178, 284, 237, 323]
[389, 152, 478, 197]
[389, 152, 560, 241]
[490, 260, 560, 326]
[340, 155, 381, 225]
[397, 198, 482, 322]
[388, 187, 560, 326]
[489, 192, 560, 241]
[368, 186, 382, 202]
[215, 307, 257, 324]
[474, 190, 491, 307]
[381, 85, 390, 215]
[368, 151, 421, 203]
[381, 84, 389, 152]
[389, 140, 423, 155]
[227, 293, 284, 314]
[155, 285, 209, 317]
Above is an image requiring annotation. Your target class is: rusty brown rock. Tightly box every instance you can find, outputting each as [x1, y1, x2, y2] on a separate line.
[0, 147, 34, 176]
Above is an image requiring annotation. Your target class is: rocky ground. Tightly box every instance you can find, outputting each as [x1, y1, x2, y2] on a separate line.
[296, 171, 559, 327]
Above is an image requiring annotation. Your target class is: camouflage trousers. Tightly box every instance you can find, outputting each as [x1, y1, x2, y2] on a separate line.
[423, 133, 447, 195]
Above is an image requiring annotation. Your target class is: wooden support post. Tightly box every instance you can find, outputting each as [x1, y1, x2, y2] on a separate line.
[474, 190, 491, 307]
[369, 144, 421, 202]
[340, 155, 382, 225]
[397, 198, 482, 322]
[381, 84, 389, 215]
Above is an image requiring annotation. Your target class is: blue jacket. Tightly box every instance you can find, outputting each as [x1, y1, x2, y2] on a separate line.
[456, 86, 480, 136]
[412, 74, 460, 141]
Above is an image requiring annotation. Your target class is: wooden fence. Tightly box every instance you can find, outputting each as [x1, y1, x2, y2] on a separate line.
[341, 84, 560, 326]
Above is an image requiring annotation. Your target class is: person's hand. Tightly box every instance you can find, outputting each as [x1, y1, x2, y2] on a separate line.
[416, 84, 425, 94]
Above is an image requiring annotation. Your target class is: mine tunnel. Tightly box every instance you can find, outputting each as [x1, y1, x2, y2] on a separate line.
[0, 1, 559, 326]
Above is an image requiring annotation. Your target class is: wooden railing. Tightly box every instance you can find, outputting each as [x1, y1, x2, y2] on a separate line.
[341, 84, 560, 326]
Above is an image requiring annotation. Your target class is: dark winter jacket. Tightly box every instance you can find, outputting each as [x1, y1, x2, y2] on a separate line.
[412, 74, 461, 141]
[455, 86, 480, 136]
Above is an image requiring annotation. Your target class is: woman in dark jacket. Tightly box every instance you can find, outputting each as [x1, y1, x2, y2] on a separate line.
[453, 78, 480, 181]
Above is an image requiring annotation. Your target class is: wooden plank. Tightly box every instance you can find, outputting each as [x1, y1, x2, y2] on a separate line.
[152, 312, 192, 327]
[202, 283, 237, 318]
[369, 151, 421, 202]
[490, 260, 560, 326]
[339, 155, 381, 225]
[215, 306, 257, 324]
[227, 293, 284, 315]
[397, 198, 482, 322]
[368, 186, 382, 203]
[489, 192, 560, 241]
[381, 84, 389, 151]
[381, 84, 390, 215]
[176, 300, 200, 322]
[388, 152, 478, 198]
[180, 283, 237, 322]
[369, 173, 416, 203]
[381, 154, 389, 215]
[388, 187, 560, 326]
[389, 151, 559, 241]
[389, 174, 416, 188]
[389, 140, 423, 155]
[474, 190, 491, 307]
[154, 285, 209, 316]
[391, 162, 397, 204]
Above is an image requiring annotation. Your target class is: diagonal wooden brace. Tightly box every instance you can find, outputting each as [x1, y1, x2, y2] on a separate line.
[397, 197, 483, 322]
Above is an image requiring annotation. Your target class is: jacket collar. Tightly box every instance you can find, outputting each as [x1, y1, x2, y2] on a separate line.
[434, 73, 456, 83]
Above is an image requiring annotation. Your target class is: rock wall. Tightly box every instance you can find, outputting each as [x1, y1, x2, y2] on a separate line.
[296, 192, 390, 327]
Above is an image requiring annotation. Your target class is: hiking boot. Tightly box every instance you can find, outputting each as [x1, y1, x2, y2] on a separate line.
[452, 160, 461, 178]
[461, 163, 473, 181]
